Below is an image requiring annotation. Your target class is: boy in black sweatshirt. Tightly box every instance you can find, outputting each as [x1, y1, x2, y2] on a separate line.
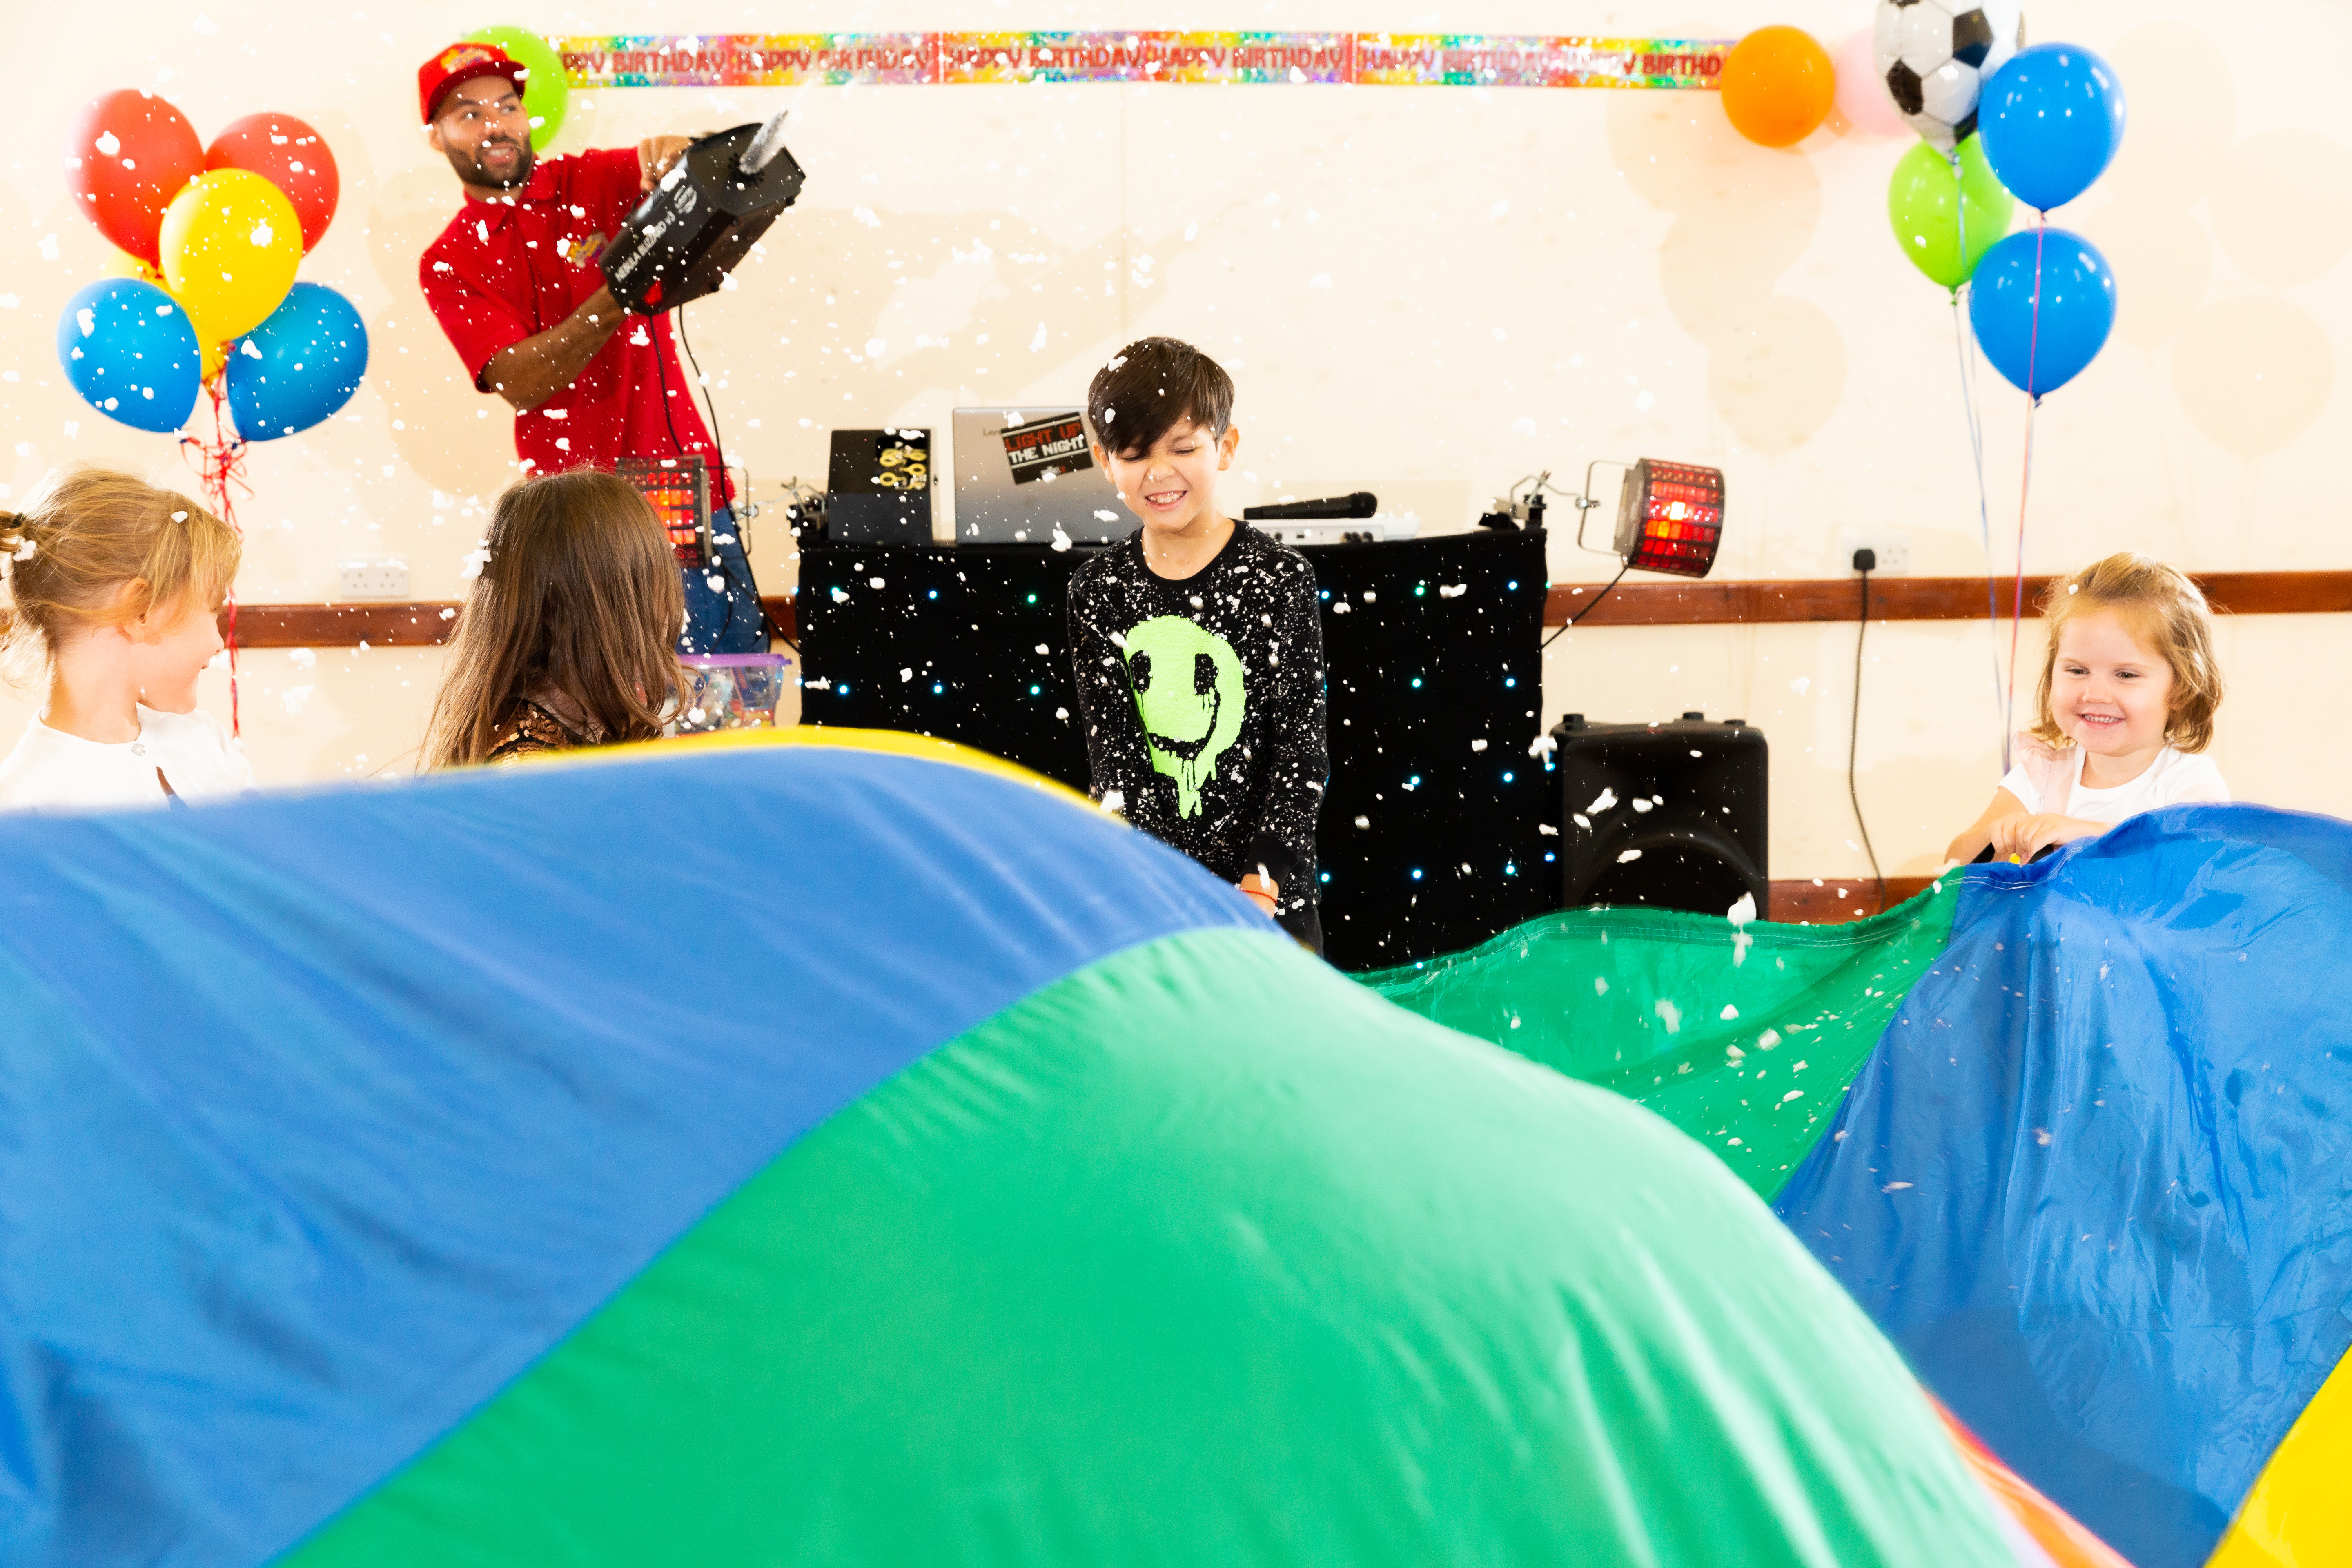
[1067, 337, 1329, 949]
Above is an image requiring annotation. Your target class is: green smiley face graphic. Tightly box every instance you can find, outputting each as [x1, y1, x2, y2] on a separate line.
[1123, 615, 1247, 819]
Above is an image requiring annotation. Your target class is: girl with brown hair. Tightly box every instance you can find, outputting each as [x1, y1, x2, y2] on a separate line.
[1947, 552, 2230, 865]
[0, 465, 253, 811]
[423, 467, 686, 768]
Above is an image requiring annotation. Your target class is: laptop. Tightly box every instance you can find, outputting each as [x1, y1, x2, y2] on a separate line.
[951, 407, 1130, 546]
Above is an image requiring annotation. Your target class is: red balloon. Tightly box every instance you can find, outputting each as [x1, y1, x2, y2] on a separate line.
[205, 112, 340, 252]
[65, 91, 205, 266]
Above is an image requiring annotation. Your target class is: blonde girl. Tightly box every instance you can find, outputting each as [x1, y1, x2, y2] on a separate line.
[1947, 553, 2227, 865]
[423, 468, 685, 769]
[0, 466, 252, 811]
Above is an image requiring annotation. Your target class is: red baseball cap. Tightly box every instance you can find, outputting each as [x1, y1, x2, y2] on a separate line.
[418, 41, 528, 125]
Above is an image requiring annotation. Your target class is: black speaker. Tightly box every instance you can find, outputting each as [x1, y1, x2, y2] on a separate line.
[1552, 713, 1768, 918]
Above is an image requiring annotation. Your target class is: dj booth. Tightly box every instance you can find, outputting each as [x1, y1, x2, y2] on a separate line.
[601, 116, 1757, 958]
[797, 531, 1552, 969]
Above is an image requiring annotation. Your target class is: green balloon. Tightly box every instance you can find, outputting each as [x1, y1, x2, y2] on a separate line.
[1887, 136, 2015, 292]
[466, 24, 569, 151]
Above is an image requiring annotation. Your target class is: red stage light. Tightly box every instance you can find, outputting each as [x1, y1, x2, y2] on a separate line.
[1613, 459, 1724, 579]
[618, 454, 713, 566]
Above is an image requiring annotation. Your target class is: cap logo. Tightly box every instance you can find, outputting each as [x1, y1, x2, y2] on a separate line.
[440, 45, 499, 70]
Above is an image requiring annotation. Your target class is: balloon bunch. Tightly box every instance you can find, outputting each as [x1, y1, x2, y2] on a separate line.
[58, 91, 374, 737]
[1869, 6, 2126, 399]
[58, 91, 369, 444]
[1713, 10, 2126, 401]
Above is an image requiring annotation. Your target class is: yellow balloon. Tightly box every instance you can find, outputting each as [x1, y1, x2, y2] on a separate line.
[102, 249, 166, 286]
[158, 169, 303, 343]
[201, 339, 229, 386]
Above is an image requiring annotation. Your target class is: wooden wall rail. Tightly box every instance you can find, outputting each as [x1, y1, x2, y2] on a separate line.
[1772, 875, 1938, 925]
[1546, 570, 2352, 628]
[224, 603, 461, 648]
[217, 571, 2352, 649]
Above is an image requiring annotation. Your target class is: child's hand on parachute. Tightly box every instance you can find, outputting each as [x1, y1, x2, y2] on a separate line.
[1238, 871, 1280, 917]
[1989, 812, 2103, 863]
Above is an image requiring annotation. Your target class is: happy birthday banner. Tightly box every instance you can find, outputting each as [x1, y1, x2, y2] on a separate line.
[556, 33, 1731, 90]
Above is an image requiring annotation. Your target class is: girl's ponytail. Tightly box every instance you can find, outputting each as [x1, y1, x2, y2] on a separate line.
[0, 508, 26, 651]
[0, 468, 238, 670]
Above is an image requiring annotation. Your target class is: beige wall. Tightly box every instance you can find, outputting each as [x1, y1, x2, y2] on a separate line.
[4, 0, 2345, 872]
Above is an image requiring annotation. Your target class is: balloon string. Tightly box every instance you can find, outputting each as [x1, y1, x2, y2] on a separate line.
[1947, 145, 2006, 771]
[2005, 216, 2049, 749]
[2009, 397, 2039, 746]
[1953, 288, 2005, 771]
[180, 384, 249, 737]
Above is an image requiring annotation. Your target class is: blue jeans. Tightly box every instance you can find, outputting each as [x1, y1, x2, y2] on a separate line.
[679, 505, 768, 655]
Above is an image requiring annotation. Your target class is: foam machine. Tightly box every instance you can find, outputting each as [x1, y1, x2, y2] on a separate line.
[601, 107, 805, 315]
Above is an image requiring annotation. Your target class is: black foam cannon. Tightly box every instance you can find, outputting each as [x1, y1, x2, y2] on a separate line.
[601, 109, 806, 316]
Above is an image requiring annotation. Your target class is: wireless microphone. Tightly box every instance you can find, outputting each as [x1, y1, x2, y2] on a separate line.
[1241, 492, 1379, 521]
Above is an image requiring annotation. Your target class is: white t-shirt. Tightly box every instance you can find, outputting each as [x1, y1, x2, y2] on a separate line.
[0, 706, 257, 813]
[1999, 742, 2228, 825]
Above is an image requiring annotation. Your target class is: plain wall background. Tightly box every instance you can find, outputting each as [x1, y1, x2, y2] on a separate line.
[3, 0, 2346, 875]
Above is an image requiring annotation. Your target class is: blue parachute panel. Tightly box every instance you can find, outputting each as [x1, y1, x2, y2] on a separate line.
[0, 741, 1260, 1568]
[1777, 805, 2352, 1568]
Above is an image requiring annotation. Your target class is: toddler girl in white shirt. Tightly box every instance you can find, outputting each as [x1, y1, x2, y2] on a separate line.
[1948, 552, 2227, 866]
[0, 466, 254, 812]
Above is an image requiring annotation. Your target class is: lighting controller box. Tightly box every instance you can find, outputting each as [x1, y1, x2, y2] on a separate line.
[825, 428, 933, 545]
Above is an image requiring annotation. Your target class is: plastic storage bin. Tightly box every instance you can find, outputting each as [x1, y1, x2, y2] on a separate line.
[679, 653, 793, 733]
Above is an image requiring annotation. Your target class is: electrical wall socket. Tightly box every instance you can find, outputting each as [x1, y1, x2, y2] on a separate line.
[1838, 530, 1911, 575]
[336, 559, 411, 599]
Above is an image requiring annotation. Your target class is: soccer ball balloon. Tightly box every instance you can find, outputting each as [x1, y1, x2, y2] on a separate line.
[1875, 0, 2026, 149]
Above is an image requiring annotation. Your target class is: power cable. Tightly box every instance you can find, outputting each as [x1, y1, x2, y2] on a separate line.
[1849, 549, 1886, 915]
[1542, 560, 1630, 650]
[648, 331, 737, 649]
[677, 306, 793, 650]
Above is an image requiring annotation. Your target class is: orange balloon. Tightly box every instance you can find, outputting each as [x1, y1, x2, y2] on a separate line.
[1720, 26, 1835, 148]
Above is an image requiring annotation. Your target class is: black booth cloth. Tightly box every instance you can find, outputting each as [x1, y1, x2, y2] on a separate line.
[795, 529, 1548, 969]
[1067, 524, 1327, 945]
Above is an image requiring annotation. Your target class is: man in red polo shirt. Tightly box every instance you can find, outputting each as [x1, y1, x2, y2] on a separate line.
[416, 40, 766, 653]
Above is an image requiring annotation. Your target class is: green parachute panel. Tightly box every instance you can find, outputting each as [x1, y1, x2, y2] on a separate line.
[285, 924, 2007, 1568]
[1365, 882, 1962, 1196]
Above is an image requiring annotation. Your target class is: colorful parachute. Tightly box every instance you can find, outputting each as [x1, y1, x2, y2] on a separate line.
[5, 731, 2027, 1568]
[1376, 804, 2352, 1568]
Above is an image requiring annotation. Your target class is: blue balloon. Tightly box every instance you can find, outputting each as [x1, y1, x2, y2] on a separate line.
[55, 278, 202, 434]
[1980, 43, 2127, 212]
[1968, 227, 2117, 398]
[225, 282, 370, 442]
